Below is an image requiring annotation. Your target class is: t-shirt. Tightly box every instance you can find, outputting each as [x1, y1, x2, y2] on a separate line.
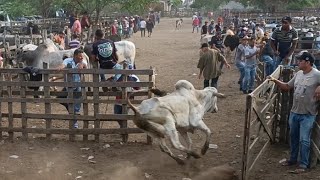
[68, 39, 80, 49]
[201, 25, 208, 35]
[244, 46, 259, 66]
[92, 39, 117, 69]
[271, 26, 298, 58]
[208, 24, 214, 34]
[288, 68, 320, 115]
[63, 58, 87, 84]
[210, 36, 224, 49]
[235, 44, 246, 62]
[140, 20, 146, 28]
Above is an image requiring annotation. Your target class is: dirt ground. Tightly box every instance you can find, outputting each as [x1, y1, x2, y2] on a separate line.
[0, 18, 319, 180]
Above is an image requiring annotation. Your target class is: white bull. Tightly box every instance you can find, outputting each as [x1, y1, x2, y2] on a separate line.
[200, 34, 213, 45]
[127, 80, 225, 165]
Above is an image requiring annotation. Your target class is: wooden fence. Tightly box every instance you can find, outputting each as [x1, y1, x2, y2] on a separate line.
[243, 66, 320, 179]
[0, 67, 155, 143]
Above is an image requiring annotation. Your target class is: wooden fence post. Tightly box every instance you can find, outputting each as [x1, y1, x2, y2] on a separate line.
[7, 73, 13, 142]
[43, 63, 52, 140]
[279, 68, 293, 143]
[67, 70, 75, 141]
[19, 71, 28, 140]
[242, 95, 253, 180]
[121, 64, 128, 142]
[81, 74, 89, 141]
[147, 66, 155, 144]
[93, 73, 100, 142]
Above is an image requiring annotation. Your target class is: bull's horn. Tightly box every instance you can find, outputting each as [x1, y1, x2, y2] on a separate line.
[213, 92, 226, 98]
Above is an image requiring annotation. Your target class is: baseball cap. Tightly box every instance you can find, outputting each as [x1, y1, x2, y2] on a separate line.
[200, 43, 209, 49]
[281, 16, 292, 23]
[296, 51, 315, 63]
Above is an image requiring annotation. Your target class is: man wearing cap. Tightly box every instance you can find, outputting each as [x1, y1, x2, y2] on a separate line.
[271, 16, 298, 67]
[201, 21, 208, 35]
[198, 43, 230, 89]
[235, 36, 249, 91]
[269, 51, 320, 173]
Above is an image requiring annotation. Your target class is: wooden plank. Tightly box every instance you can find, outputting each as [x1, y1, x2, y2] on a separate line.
[0, 127, 143, 135]
[121, 64, 128, 142]
[43, 63, 52, 140]
[19, 73, 28, 140]
[0, 74, 2, 140]
[252, 107, 274, 142]
[248, 140, 270, 173]
[9, 90, 150, 97]
[242, 95, 253, 180]
[147, 67, 155, 144]
[0, 97, 145, 104]
[0, 68, 155, 75]
[0, 113, 135, 120]
[7, 73, 13, 141]
[93, 73, 100, 142]
[251, 66, 281, 97]
[81, 75, 89, 141]
[0, 81, 154, 88]
[67, 72, 75, 141]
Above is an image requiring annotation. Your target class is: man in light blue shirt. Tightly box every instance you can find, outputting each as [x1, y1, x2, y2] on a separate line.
[58, 49, 87, 128]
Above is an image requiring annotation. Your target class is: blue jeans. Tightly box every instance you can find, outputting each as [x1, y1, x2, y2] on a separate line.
[262, 55, 274, 76]
[59, 87, 81, 128]
[274, 55, 292, 69]
[242, 65, 256, 91]
[235, 61, 245, 89]
[204, 76, 219, 89]
[289, 112, 316, 168]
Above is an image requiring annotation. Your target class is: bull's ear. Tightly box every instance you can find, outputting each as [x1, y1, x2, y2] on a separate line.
[212, 92, 226, 98]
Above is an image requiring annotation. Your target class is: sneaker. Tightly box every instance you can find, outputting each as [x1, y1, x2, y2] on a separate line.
[248, 90, 253, 93]
[73, 121, 79, 129]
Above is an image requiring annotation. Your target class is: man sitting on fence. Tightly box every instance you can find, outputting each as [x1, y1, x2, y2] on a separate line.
[268, 51, 320, 174]
[57, 49, 87, 129]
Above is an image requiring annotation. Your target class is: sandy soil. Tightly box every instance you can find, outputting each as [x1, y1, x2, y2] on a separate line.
[0, 17, 319, 180]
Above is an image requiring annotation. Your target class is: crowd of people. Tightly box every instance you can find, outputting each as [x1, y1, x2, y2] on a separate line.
[198, 14, 320, 174]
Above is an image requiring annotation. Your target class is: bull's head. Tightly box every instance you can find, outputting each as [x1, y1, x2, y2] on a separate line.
[205, 87, 225, 113]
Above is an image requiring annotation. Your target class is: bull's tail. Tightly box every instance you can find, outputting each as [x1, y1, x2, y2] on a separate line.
[127, 97, 165, 138]
[149, 88, 167, 97]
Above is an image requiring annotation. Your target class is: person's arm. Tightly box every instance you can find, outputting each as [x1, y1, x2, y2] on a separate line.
[286, 40, 298, 59]
[197, 56, 205, 79]
[268, 73, 296, 91]
[218, 52, 231, 68]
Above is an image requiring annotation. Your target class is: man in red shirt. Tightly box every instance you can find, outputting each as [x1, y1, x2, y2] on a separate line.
[192, 17, 200, 33]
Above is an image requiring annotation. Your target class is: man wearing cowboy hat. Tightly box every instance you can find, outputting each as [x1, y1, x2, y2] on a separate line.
[198, 43, 230, 89]
[269, 50, 320, 174]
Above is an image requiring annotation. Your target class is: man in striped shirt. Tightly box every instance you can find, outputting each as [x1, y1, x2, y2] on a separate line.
[271, 16, 298, 67]
[68, 34, 81, 49]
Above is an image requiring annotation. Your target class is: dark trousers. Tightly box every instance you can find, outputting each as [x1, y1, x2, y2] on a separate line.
[140, 28, 146, 37]
[204, 76, 219, 89]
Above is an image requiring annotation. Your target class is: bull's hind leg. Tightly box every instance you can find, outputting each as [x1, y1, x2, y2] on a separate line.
[159, 138, 185, 165]
[167, 129, 201, 159]
[179, 130, 193, 159]
[196, 120, 212, 155]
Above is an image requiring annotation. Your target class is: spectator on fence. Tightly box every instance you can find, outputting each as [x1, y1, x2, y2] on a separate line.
[271, 16, 298, 67]
[146, 18, 154, 37]
[57, 49, 87, 129]
[71, 16, 82, 35]
[198, 43, 230, 89]
[260, 33, 275, 76]
[235, 36, 249, 91]
[268, 51, 320, 174]
[91, 29, 118, 82]
[68, 34, 81, 49]
[54, 31, 66, 50]
[80, 11, 90, 30]
[139, 18, 146, 37]
[242, 38, 260, 94]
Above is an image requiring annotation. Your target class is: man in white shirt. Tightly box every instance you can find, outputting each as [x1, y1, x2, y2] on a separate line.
[139, 18, 146, 37]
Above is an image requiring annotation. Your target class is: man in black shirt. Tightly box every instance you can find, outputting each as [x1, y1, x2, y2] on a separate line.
[210, 31, 225, 70]
[91, 29, 118, 81]
[201, 21, 208, 35]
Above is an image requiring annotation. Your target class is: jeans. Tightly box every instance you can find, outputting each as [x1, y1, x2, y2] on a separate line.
[140, 28, 146, 37]
[59, 87, 82, 128]
[288, 112, 316, 168]
[242, 65, 256, 91]
[274, 55, 292, 69]
[262, 55, 274, 76]
[204, 76, 219, 89]
[235, 61, 245, 89]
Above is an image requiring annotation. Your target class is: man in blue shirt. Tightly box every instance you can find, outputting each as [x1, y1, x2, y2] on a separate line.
[58, 49, 87, 128]
[271, 16, 298, 67]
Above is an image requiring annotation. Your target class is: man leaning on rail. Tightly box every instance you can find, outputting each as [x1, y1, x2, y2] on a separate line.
[268, 51, 320, 174]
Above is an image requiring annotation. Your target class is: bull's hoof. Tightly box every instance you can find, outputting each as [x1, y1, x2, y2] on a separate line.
[201, 145, 209, 155]
[189, 152, 201, 159]
[175, 158, 185, 165]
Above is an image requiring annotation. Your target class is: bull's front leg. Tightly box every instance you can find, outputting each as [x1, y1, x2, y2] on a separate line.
[196, 120, 212, 155]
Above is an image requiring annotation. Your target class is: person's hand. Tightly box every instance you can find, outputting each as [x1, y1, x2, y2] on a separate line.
[275, 51, 280, 56]
[284, 56, 290, 65]
[198, 74, 201, 79]
[314, 86, 320, 100]
[267, 76, 276, 82]
[226, 63, 231, 69]
[78, 63, 85, 69]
